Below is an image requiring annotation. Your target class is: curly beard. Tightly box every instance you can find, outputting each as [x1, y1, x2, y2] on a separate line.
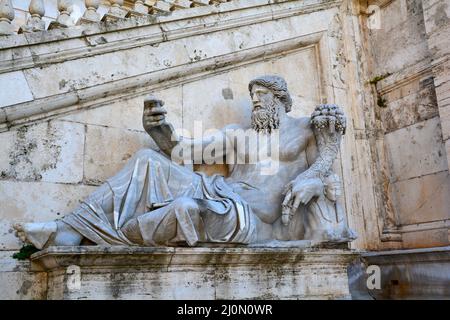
[251, 101, 280, 134]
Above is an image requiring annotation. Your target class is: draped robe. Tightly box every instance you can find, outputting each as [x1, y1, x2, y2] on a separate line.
[62, 149, 257, 246]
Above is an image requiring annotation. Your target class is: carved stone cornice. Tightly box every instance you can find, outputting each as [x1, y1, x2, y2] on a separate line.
[31, 246, 360, 272]
[0, 0, 342, 132]
[0, 32, 324, 132]
[0, 0, 340, 72]
[30, 246, 359, 299]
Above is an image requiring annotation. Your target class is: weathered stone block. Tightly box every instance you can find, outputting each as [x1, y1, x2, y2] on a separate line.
[422, 0, 450, 35]
[0, 251, 47, 299]
[83, 125, 157, 184]
[0, 120, 85, 183]
[381, 77, 439, 133]
[0, 270, 47, 300]
[0, 71, 34, 107]
[401, 228, 449, 249]
[21, 34, 190, 99]
[30, 246, 359, 300]
[369, 0, 429, 75]
[445, 139, 450, 171]
[439, 105, 450, 141]
[0, 181, 96, 250]
[391, 171, 450, 225]
[60, 86, 183, 132]
[384, 117, 448, 182]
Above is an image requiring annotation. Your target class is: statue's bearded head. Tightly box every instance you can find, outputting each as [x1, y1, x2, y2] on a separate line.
[248, 75, 293, 133]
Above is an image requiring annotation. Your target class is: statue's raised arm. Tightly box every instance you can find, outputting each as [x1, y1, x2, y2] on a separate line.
[300, 104, 346, 182]
[281, 104, 356, 242]
[142, 97, 179, 157]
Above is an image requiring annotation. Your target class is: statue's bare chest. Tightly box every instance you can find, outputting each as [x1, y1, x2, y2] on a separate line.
[233, 126, 310, 163]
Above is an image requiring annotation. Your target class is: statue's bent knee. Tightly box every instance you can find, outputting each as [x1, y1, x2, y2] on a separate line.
[171, 197, 200, 213]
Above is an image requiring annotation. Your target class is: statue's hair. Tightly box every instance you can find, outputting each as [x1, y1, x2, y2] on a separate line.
[248, 75, 293, 113]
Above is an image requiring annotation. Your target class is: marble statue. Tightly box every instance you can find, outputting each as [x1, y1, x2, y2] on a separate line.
[14, 75, 356, 249]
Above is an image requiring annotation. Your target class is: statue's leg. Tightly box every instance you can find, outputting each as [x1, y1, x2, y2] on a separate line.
[70, 148, 197, 216]
[13, 182, 115, 249]
[13, 220, 83, 249]
[122, 196, 205, 246]
[14, 148, 200, 247]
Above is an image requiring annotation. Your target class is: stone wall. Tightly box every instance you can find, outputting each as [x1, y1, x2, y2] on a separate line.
[0, 0, 449, 299]
[359, 0, 450, 249]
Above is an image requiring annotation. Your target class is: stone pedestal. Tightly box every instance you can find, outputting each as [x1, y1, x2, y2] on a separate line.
[30, 246, 359, 300]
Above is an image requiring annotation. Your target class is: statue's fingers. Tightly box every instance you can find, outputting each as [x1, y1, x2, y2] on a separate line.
[303, 193, 314, 204]
[281, 213, 290, 226]
[282, 205, 291, 218]
[146, 119, 165, 127]
[282, 191, 292, 206]
[148, 115, 165, 121]
[148, 107, 167, 115]
[292, 195, 301, 211]
[281, 203, 292, 226]
[297, 190, 308, 204]
[282, 182, 292, 195]
[154, 119, 165, 126]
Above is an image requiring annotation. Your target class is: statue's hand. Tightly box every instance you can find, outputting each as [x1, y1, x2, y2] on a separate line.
[281, 178, 324, 225]
[143, 97, 167, 131]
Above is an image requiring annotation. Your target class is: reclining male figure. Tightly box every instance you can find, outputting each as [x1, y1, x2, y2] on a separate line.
[14, 75, 356, 249]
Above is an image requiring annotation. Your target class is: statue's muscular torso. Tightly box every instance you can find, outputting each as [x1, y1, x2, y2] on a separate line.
[225, 116, 317, 225]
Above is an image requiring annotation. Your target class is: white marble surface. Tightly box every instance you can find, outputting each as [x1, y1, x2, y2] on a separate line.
[31, 246, 359, 299]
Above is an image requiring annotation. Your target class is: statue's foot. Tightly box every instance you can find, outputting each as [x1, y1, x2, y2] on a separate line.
[13, 223, 28, 244]
[341, 227, 357, 242]
[12, 221, 57, 250]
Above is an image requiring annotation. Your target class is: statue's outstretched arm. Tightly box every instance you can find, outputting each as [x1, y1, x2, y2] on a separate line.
[174, 125, 238, 165]
[143, 96, 236, 164]
[281, 104, 346, 225]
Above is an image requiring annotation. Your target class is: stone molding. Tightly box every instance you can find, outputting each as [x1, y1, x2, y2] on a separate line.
[0, 0, 340, 71]
[0, 0, 341, 132]
[396, 219, 450, 234]
[0, 32, 325, 132]
[362, 246, 450, 265]
[31, 246, 360, 271]
[376, 59, 434, 96]
[30, 246, 359, 299]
